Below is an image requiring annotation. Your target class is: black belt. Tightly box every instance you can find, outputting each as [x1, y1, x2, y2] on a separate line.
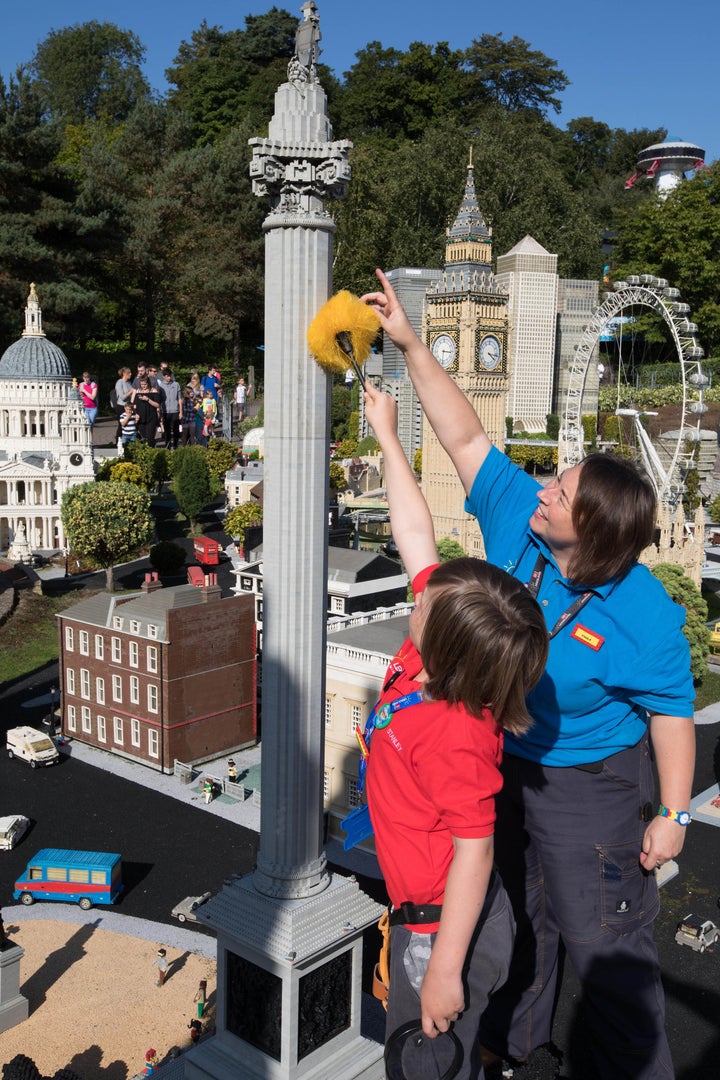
[389, 871, 498, 927]
[389, 902, 443, 927]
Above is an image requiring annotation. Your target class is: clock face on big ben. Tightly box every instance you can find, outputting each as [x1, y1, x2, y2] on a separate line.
[430, 333, 457, 369]
[479, 334, 502, 371]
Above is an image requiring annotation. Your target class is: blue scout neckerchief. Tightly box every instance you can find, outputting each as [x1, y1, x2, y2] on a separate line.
[340, 674, 423, 851]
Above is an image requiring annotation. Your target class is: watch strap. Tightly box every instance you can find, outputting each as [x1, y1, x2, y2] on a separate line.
[657, 803, 691, 826]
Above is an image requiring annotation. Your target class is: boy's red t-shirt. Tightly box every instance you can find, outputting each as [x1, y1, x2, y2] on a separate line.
[365, 566, 503, 932]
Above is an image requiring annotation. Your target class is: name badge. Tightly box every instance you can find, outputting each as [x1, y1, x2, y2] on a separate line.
[571, 623, 604, 651]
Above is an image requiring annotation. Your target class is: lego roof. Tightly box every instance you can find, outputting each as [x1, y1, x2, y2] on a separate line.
[327, 611, 410, 657]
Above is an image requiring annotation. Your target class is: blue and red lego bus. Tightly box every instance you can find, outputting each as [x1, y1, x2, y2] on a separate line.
[13, 849, 123, 910]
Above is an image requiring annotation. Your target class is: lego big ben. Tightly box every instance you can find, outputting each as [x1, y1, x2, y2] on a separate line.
[421, 152, 509, 556]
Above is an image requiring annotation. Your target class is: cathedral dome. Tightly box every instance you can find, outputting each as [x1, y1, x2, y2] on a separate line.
[0, 335, 71, 381]
[0, 283, 72, 381]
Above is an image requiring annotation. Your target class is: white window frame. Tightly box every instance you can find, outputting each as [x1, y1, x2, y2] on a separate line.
[147, 684, 159, 714]
[130, 620, 141, 634]
[111, 637, 121, 663]
[67, 704, 77, 732]
[345, 775, 363, 810]
[129, 641, 139, 668]
[66, 668, 75, 695]
[147, 624, 158, 639]
[148, 728, 159, 759]
[96, 677, 105, 705]
[113, 615, 123, 630]
[112, 674, 122, 703]
[79, 630, 89, 655]
[97, 715, 106, 742]
[113, 716, 123, 744]
[130, 675, 140, 705]
[147, 646, 158, 673]
[131, 718, 141, 747]
[349, 702, 363, 734]
[81, 706, 92, 734]
[65, 626, 74, 651]
[331, 595, 345, 614]
[325, 695, 333, 727]
[80, 668, 90, 700]
[94, 634, 104, 660]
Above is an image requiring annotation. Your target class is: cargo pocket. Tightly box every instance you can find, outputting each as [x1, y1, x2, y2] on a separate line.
[598, 840, 659, 936]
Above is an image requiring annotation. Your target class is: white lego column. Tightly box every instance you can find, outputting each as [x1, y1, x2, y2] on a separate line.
[184, 8, 385, 1080]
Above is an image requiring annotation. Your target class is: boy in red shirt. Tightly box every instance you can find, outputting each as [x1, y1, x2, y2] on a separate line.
[362, 385, 547, 1078]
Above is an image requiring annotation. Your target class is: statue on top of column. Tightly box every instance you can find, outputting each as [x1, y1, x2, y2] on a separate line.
[289, 2, 321, 89]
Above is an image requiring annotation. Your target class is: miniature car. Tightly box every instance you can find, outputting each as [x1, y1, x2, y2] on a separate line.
[0, 814, 30, 851]
[171, 891, 212, 922]
[6, 726, 60, 768]
[675, 913, 720, 952]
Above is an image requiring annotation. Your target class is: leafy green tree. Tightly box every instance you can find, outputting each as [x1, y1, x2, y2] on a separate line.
[123, 441, 169, 493]
[61, 480, 154, 590]
[149, 540, 187, 575]
[337, 41, 465, 140]
[413, 448, 422, 476]
[436, 537, 466, 561]
[334, 437, 359, 459]
[174, 124, 265, 360]
[613, 162, 720, 354]
[108, 461, 146, 488]
[0, 74, 103, 345]
[206, 437, 240, 486]
[172, 445, 212, 531]
[165, 9, 297, 141]
[357, 435, 378, 455]
[651, 563, 709, 683]
[225, 501, 264, 545]
[463, 33, 569, 115]
[77, 102, 201, 351]
[329, 461, 346, 490]
[30, 21, 149, 124]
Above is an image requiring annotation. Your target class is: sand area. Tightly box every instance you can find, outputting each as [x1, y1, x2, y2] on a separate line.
[0, 916, 216, 1079]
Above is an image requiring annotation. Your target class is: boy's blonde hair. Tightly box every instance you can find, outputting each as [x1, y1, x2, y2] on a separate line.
[421, 558, 548, 736]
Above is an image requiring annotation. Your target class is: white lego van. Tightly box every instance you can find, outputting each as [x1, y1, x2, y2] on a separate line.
[6, 726, 60, 768]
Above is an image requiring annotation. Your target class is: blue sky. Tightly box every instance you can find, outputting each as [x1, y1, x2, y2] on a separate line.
[1, 0, 717, 165]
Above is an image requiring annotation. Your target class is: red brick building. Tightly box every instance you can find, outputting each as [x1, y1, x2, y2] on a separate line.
[57, 574, 256, 771]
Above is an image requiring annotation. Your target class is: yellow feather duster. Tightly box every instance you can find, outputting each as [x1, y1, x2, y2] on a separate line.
[307, 291, 380, 386]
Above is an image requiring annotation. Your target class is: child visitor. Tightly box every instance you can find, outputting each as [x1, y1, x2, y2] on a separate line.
[360, 384, 548, 1079]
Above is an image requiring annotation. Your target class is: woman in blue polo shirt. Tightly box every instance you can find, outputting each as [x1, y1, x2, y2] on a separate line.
[362, 269, 695, 1080]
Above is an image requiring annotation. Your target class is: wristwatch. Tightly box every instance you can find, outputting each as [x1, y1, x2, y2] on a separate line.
[657, 804, 692, 826]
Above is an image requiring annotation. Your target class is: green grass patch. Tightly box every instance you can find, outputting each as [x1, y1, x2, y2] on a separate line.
[0, 591, 70, 682]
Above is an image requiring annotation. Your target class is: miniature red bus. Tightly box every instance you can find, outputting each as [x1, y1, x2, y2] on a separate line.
[193, 537, 220, 565]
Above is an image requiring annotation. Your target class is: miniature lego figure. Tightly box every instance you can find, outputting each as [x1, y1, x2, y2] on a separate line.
[188, 1018, 203, 1044]
[203, 778, 215, 804]
[195, 979, 207, 1018]
[143, 1049, 159, 1075]
[154, 947, 168, 986]
[227, 759, 238, 783]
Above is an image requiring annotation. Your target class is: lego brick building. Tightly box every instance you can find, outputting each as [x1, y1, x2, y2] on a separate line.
[324, 608, 411, 849]
[57, 573, 256, 772]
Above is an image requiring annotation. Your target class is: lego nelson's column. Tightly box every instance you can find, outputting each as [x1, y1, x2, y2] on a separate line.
[184, 6, 385, 1080]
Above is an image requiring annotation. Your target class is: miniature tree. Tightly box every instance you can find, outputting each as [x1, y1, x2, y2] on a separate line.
[652, 562, 710, 683]
[172, 446, 212, 533]
[61, 480, 154, 591]
[225, 501, 264, 547]
[149, 540, 187, 575]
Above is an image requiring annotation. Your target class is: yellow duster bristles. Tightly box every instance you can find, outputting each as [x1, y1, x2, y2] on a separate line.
[307, 291, 380, 374]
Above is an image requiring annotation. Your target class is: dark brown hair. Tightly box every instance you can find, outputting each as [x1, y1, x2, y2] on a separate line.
[568, 453, 656, 587]
[420, 558, 548, 736]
